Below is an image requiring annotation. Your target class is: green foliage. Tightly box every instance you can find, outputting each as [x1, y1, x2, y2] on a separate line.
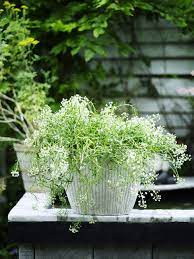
[0, 2, 51, 131]
[11, 0, 192, 102]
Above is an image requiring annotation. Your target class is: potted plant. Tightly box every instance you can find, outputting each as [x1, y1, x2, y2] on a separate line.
[26, 95, 190, 214]
[0, 92, 49, 192]
[0, 93, 34, 191]
[0, 3, 50, 192]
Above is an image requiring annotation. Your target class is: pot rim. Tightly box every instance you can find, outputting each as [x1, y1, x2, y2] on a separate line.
[13, 143, 34, 153]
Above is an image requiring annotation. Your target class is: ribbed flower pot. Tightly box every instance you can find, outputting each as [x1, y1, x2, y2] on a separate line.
[66, 165, 139, 215]
[13, 143, 46, 193]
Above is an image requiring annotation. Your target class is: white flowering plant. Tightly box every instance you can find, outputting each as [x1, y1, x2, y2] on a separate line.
[26, 95, 190, 209]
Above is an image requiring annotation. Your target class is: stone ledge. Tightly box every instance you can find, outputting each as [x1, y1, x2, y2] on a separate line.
[142, 177, 194, 191]
[8, 193, 194, 223]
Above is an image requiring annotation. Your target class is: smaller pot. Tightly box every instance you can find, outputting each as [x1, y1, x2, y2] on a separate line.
[13, 143, 46, 193]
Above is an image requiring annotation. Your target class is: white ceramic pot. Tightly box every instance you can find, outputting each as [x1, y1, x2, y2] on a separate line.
[66, 165, 139, 215]
[13, 143, 45, 193]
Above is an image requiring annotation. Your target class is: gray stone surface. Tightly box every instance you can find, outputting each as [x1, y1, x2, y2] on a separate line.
[142, 177, 194, 191]
[8, 192, 194, 223]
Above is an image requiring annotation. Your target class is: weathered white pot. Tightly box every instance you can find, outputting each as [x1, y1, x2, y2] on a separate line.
[66, 166, 139, 215]
[13, 143, 45, 193]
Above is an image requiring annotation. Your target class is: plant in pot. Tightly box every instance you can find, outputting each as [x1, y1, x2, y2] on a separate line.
[0, 2, 50, 192]
[0, 91, 50, 192]
[26, 95, 190, 216]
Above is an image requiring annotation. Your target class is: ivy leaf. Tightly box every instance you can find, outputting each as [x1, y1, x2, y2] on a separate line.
[93, 27, 105, 38]
[84, 49, 95, 62]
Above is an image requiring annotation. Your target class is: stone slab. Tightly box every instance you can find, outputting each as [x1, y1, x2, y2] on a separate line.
[142, 177, 194, 191]
[8, 192, 194, 223]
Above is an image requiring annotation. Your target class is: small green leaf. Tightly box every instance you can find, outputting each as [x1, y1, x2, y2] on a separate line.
[51, 43, 67, 55]
[95, 0, 109, 8]
[63, 22, 77, 32]
[93, 27, 105, 38]
[92, 45, 106, 56]
[107, 3, 118, 10]
[71, 46, 81, 56]
[78, 23, 91, 32]
[84, 49, 95, 62]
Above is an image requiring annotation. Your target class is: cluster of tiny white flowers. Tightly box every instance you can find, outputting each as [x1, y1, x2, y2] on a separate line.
[138, 192, 147, 208]
[61, 95, 90, 123]
[69, 224, 80, 233]
[26, 95, 190, 214]
[69, 220, 82, 233]
[36, 106, 52, 129]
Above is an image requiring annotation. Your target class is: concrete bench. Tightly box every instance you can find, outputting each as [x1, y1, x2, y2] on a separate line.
[8, 193, 194, 258]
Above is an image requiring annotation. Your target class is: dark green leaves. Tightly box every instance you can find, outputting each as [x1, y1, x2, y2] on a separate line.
[51, 42, 67, 55]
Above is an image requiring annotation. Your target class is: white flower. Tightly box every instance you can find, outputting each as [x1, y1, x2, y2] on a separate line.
[69, 226, 79, 233]
[11, 171, 19, 177]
